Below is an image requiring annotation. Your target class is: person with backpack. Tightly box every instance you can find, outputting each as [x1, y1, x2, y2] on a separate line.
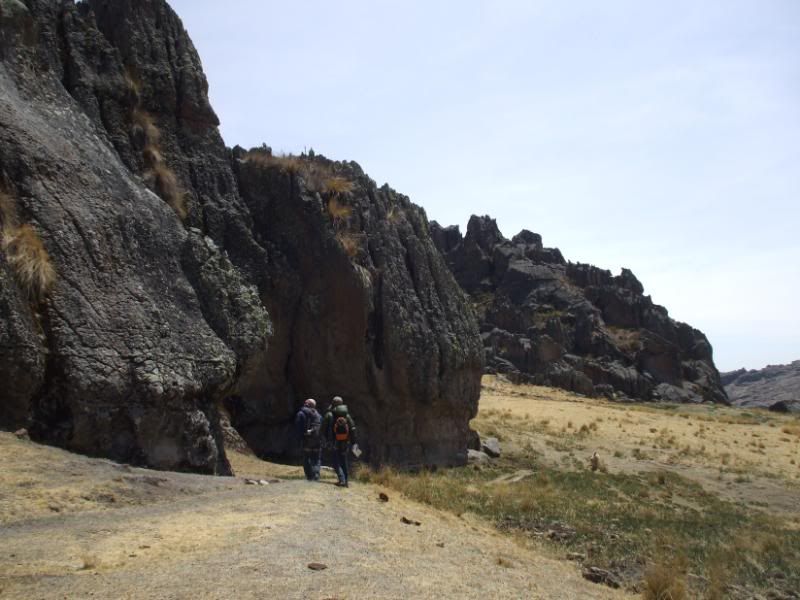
[322, 396, 357, 487]
[294, 398, 322, 481]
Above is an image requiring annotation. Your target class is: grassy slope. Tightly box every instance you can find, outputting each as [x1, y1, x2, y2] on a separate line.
[359, 376, 800, 599]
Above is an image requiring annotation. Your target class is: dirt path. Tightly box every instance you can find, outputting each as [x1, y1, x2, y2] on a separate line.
[0, 434, 628, 599]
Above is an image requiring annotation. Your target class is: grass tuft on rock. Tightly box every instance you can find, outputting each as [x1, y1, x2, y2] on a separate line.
[2, 223, 56, 299]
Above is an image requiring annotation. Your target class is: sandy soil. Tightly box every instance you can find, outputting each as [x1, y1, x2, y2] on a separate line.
[476, 376, 800, 519]
[0, 432, 628, 599]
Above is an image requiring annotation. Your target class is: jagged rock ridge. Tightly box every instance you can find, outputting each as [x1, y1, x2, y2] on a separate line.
[722, 361, 800, 413]
[431, 215, 728, 404]
[0, 0, 482, 471]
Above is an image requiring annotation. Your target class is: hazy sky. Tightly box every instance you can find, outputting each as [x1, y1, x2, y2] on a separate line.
[170, 0, 799, 372]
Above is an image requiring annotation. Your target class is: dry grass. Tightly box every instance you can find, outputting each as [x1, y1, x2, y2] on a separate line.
[327, 196, 352, 226]
[642, 560, 687, 600]
[0, 189, 19, 233]
[336, 232, 361, 258]
[129, 106, 188, 221]
[479, 376, 800, 484]
[142, 145, 163, 168]
[147, 163, 187, 220]
[244, 151, 304, 174]
[244, 152, 357, 199]
[324, 176, 355, 195]
[123, 67, 141, 102]
[606, 325, 642, 354]
[131, 108, 160, 146]
[359, 376, 800, 596]
[782, 425, 800, 438]
[2, 224, 56, 299]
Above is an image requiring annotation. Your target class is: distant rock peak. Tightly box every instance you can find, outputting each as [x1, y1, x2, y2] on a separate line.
[432, 214, 728, 405]
[722, 361, 800, 412]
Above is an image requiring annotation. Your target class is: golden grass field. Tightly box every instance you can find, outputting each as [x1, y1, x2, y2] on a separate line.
[360, 376, 800, 599]
[478, 376, 800, 506]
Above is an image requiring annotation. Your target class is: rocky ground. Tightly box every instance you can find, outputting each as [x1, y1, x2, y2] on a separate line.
[0, 431, 625, 600]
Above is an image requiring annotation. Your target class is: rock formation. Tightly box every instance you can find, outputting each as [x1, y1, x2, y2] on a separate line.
[431, 215, 728, 404]
[230, 152, 482, 465]
[0, 0, 482, 471]
[722, 361, 800, 413]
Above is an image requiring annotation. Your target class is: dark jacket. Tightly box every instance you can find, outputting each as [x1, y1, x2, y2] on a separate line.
[322, 405, 356, 447]
[294, 406, 322, 451]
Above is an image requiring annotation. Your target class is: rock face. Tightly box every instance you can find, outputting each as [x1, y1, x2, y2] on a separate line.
[722, 361, 800, 413]
[431, 216, 728, 404]
[228, 152, 482, 466]
[0, 0, 482, 471]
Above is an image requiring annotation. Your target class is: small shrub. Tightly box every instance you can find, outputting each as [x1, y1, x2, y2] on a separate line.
[324, 176, 355, 195]
[327, 197, 352, 225]
[2, 224, 56, 299]
[643, 561, 687, 600]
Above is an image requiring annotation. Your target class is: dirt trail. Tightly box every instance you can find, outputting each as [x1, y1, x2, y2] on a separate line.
[0, 434, 628, 599]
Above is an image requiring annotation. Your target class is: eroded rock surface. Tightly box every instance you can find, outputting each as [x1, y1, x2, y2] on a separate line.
[230, 154, 482, 466]
[431, 215, 728, 404]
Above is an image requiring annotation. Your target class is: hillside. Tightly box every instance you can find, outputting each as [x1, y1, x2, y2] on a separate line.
[722, 361, 800, 413]
[431, 216, 728, 405]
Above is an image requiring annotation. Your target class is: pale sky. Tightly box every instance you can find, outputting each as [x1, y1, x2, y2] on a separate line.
[170, 0, 799, 372]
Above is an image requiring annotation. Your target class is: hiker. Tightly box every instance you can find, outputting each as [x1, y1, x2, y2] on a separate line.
[294, 398, 322, 481]
[322, 396, 357, 487]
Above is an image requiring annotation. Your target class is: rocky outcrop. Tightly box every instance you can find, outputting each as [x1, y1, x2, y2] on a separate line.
[722, 361, 800, 413]
[431, 216, 728, 404]
[229, 152, 482, 466]
[0, 0, 481, 471]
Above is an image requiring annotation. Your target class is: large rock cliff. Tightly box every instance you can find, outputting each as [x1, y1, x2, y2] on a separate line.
[431, 216, 728, 404]
[0, 0, 482, 471]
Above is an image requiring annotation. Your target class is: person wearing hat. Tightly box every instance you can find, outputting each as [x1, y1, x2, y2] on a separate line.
[294, 398, 322, 481]
[322, 396, 357, 487]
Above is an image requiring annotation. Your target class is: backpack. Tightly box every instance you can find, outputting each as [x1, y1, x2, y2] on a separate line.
[333, 416, 350, 442]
